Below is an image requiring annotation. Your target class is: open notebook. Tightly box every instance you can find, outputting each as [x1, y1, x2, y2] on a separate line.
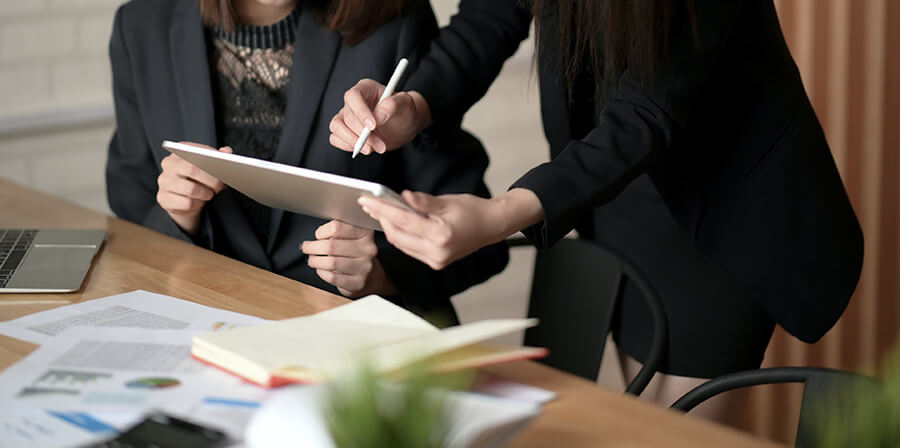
[191, 296, 548, 387]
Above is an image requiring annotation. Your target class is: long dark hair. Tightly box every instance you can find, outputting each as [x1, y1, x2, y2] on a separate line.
[197, 0, 405, 44]
[532, 0, 696, 102]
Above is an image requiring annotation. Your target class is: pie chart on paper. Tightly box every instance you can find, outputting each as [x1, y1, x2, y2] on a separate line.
[125, 377, 181, 389]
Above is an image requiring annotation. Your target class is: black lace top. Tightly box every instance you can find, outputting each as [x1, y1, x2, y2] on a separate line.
[207, 9, 299, 244]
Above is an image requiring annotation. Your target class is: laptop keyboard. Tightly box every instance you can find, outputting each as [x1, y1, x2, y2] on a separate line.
[0, 229, 37, 288]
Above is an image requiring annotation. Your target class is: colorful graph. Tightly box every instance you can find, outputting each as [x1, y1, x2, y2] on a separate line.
[209, 321, 239, 331]
[124, 377, 181, 389]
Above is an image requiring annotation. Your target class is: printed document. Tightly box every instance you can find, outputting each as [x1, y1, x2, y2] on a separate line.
[0, 290, 266, 345]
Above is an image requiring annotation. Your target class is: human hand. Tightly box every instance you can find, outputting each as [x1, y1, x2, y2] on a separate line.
[329, 79, 432, 156]
[301, 220, 398, 297]
[358, 189, 544, 270]
[156, 143, 231, 236]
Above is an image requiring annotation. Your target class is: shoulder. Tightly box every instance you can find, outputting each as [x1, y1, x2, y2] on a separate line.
[350, 0, 438, 45]
[114, 0, 189, 36]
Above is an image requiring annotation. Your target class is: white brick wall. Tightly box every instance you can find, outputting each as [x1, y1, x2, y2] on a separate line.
[0, 64, 52, 106]
[0, 19, 78, 63]
[0, 123, 114, 214]
[0, 0, 120, 215]
[0, 0, 117, 116]
[0, 1, 48, 19]
[79, 12, 116, 52]
[52, 57, 111, 105]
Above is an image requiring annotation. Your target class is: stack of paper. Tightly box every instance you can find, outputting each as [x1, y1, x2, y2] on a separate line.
[0, 291, 271, 446]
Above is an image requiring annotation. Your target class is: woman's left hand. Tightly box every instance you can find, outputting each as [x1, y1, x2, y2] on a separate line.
[301, 220, 397, 297]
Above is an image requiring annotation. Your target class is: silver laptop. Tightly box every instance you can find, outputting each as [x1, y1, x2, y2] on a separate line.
[0, 229, 106, 293]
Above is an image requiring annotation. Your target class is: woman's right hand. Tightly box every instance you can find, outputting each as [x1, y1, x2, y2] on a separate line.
[156, 143, 232, 236]
[358, 188, 544, 270]
[329, 79, 433, 156]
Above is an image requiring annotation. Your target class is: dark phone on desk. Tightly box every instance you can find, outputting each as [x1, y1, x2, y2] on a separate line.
[84, 412, 228, 448]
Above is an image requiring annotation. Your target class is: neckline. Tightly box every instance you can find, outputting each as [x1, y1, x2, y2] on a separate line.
[212, 8, 300, 49]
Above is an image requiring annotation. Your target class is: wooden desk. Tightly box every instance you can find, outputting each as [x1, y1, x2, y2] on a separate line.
[0, 179, 779, 447]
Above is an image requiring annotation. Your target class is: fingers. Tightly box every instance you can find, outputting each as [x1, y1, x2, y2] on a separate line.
[301, 238, 377, 258]
[156, 190, 206, 215]
[374, 92, 411, 126]
[160, 154, 225, 193]
[379, 218, 450, 271]
[301, 220, 377, 271]
[344, 79, 383, 132]
[158, 172, 216, 201]
[359, 195, 458, 270]
[314, 220, 372, 240]
[329, 109, 374, 155]
[307, 254, 372, 275]
[359, 195, 447, 242]
[401, 190, 444, 214]
[315, 269, 366, 297]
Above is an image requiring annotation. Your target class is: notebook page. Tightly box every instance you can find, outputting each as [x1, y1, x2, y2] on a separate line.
[367, 319, 539, 372]
[194, 317, 434, 374]
[313, 295, 438, 332]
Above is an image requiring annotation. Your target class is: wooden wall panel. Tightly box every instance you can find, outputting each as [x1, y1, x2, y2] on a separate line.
[746, 0, 900, 443]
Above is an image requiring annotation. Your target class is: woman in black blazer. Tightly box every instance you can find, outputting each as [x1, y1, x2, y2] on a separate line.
[105, 0, 508, 322]
[331, 0, 864, 421]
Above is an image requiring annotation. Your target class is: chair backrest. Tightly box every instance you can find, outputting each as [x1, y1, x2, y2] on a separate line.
[670, 366, 881, 447]
[512, 237, 667, 396]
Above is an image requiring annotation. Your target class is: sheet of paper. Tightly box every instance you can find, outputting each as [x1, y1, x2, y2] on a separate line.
[0, 327, 271, 425]
[0, 290, 266, 345]
[471, 374, 557, 405]
[0, 409, 140, 448]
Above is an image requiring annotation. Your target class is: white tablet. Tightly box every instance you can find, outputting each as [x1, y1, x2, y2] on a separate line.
[162, 141, 412, 231]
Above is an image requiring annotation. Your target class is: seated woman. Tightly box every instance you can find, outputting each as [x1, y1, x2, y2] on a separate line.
[105, 0, 508, 321]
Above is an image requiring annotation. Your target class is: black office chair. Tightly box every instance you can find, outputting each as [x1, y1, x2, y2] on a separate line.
[670, 366, 882, 447]
[508, 237, 668, 396]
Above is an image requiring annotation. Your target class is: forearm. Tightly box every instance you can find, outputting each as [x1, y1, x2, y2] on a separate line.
[489, 188, 544, 242]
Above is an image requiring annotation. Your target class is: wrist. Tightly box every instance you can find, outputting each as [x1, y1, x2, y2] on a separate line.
[170, 212, 200, 237]
[370, 259, 399, 296]
[490, 188, 544, 242]
[408, 90, 433, 133]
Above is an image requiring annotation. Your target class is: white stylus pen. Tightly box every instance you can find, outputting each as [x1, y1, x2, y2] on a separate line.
[352, 58, 409, 159]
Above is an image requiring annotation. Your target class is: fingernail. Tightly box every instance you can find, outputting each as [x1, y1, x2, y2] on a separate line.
[375, 110, 387, 123]
[364, 118, 376, 130]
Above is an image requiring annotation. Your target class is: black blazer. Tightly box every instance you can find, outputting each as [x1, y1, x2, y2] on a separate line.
[106, 0, 508, 317]
[406, 0, 863, 342]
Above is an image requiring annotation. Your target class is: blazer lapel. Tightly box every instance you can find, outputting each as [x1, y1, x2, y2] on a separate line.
[169, 1, 216, 146]
[169, 1, 273, 270]
[267, 12, 341, 251]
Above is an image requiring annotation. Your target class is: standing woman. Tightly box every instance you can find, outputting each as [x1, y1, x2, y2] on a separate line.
[106, 0, 509, 321]
[330, 0, 864, 422]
